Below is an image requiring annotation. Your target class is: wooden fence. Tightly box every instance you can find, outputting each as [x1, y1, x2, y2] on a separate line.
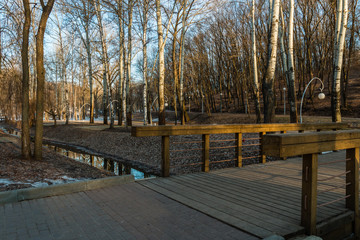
[262, 130, 360, 237]
[132, 123, 350, 177]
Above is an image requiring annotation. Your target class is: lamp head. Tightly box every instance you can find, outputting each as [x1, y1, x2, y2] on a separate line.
[318, 92, 325, 100]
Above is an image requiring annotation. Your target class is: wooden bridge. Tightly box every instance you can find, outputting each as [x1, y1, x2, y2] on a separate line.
[132, 123, 360, 239]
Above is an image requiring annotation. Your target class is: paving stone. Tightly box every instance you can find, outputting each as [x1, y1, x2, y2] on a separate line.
[2, 182, 258, 240]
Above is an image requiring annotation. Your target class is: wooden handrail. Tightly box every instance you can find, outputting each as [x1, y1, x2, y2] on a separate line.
[132, 123, 352, 178]
[262, 130, 360, 237]
[131, 123, 350, 137]
[262, 130, 360, 157]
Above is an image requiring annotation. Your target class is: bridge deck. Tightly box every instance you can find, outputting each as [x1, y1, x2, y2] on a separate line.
[139, 151, 350, 239]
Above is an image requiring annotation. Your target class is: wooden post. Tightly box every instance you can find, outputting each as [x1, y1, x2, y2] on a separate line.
[235, 133, 242, 167]
[260, 132, 266, 164]
[301, 153, 318, 235]
[299, 130, 304, 133]
[202, 134, 210, 172]
[161, 136, 170, 177]
[346, 148, 359, 237]
[280, 131, 287, 160]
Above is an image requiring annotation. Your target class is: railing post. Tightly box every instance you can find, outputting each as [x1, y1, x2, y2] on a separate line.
[301, 153, 318, 235]
[280, 131, 287, 160]
[346, 148, 359, 237]
[202, 134, 210, 172]
[161, 136, 170, 177]
[235, 133, 242, 167]
[260, 132, 266, 164]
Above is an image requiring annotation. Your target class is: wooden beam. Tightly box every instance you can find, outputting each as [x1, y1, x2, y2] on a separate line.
[260, 132, 266, 164]
[346, 148, 359, 238]
[131, 123, 350, 137]
[202, 134, 210, 172]
[263, 130, 360, 158]
[235, 133, 242, 167]
[301, 153, 318, 235]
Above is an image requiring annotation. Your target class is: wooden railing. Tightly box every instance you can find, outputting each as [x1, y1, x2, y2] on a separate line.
[132, 123, 350, 177]
[262, 130, 360, 237]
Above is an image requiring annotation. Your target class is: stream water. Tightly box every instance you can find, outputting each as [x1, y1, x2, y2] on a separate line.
[1, 127, 154, 180]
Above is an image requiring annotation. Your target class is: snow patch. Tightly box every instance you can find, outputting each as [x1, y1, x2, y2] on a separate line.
[0, 176, 89, 189]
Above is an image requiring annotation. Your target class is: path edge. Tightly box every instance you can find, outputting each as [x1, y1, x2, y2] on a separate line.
[0, 175, 134, 205]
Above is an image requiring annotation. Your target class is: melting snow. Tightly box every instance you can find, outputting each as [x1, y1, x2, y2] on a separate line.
[0, 176, 88, 189]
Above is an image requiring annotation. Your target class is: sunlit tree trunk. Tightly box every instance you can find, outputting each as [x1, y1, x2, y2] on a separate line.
[251, 0, 261, 123]
[21, 0, 31, 159]
[332, 0, 348, 123]
[156, 0, 166, 125]
[287, 0, 297, 123]
[34, 0, 56, 161]
[262, 0, 280, 123]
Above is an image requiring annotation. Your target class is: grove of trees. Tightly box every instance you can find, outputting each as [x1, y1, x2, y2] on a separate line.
[0, 0, 359, 159]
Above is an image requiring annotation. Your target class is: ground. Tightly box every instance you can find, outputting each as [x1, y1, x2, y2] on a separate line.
[0, 130, 113, 192]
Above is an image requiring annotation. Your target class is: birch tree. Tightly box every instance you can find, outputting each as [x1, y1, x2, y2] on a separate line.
[156, 0, 165, 125]
[34, 0, 56, 160]
[125, 0, 134, 127]
[287, 0, 297, 123]
[262, 0, 280, 123]
[250, 0, 261, 123]
[332, 0, 348, 123]
[140, 0, 150, 125]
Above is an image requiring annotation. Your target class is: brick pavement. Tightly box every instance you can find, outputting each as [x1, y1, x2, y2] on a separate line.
[0, 182, 258, 240]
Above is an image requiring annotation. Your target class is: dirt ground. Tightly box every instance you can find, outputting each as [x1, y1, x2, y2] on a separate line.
[0, 129, 113, 192]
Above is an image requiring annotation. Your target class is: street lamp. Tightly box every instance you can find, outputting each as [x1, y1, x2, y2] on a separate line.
[300, 77, 325, 123]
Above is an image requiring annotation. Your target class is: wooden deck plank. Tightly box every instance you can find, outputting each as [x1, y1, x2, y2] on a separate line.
[184, 169, 345, 221]
[140, 180, 274, 239]
[169, 174, 300, 222]
[211, 167, 347, 219]
[145, 177, 304, 236]
[140, 151, 355, 238]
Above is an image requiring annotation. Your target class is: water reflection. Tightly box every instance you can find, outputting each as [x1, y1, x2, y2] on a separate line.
[46, 145, 153, 180]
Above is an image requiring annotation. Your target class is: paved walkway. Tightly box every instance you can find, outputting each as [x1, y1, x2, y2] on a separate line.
[0, 182, 257, 240]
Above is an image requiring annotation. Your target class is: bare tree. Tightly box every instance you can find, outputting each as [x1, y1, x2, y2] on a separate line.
[93, 0, 109, 125]
[251, 0, 261, 123]
[21, 0, 31, 159]
[332, 0, 349, 123]
[262, 0, 280, 123]
[156, 0, 165, 125]
[34, 0, 56, 160]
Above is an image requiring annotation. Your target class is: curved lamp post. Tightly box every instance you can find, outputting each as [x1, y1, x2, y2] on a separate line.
[300, 77, 326, 123]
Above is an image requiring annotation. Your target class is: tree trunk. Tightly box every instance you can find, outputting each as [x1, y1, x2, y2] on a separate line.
[21, 0, 31, 159]
[34, 0, 56, 161]
[93, 0, 108, 125]
[262, 0, 280, 123]
[332, 0, 348, 123]
[142, 1, 149, 125]
[179, 0, 188, 125]
[126, 0, 133, 127]
[156, 0, 166, 125]
[251, 0, 261, 123]
[287, 0, 298, 123]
